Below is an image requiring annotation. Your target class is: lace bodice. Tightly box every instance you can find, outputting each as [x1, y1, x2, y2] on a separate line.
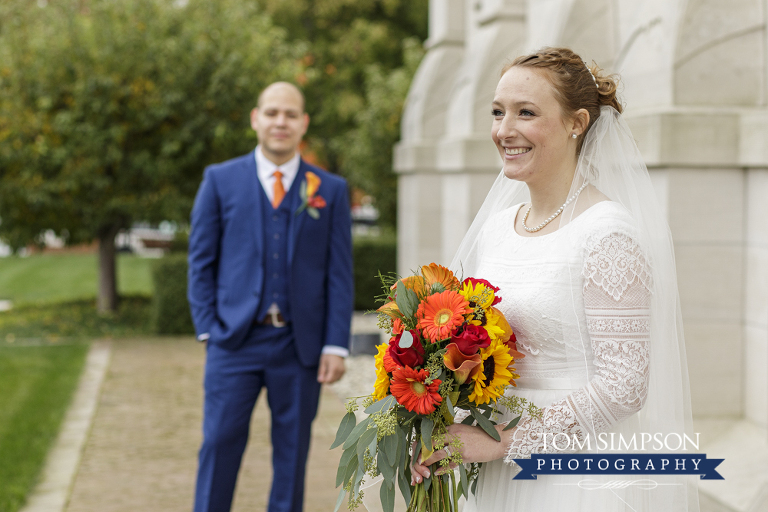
[475, 202, 651, 461]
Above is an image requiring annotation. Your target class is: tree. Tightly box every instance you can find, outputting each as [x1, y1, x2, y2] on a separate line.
[0, 0, 303, 312]
[255, 0, 429, 227]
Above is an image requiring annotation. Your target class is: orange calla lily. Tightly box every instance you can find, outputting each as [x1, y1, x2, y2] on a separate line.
[305, 171, 321, 197]
[377, 301, 401, 319]
[443, 343, 483, 385]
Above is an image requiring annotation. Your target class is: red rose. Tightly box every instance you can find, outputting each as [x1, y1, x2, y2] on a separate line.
[308, 195, 326, 209]
[388, 329, 425, 369]
[462, 277, 502, 305]
[451, 324, 491, 355]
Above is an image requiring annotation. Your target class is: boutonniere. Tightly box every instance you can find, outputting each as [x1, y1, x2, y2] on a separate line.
[295, 171, 326, 219]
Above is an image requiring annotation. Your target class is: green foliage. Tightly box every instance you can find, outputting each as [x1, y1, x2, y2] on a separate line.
[151, 253, 193, 335]
[256, 0, 428, 227]
[0, 0, 302, 249]
[0, 343, 88, 512]
[0, 253, 153, 305]
[353, 233, 397, 311]
[0, 297, 152, 341]
[336, 39, 425, 228]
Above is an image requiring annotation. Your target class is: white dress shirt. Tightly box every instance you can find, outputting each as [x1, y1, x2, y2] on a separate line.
[255, 145, 300, 203]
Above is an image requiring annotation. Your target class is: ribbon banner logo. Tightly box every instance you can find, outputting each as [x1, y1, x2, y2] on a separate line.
[513, 454, 724, 480]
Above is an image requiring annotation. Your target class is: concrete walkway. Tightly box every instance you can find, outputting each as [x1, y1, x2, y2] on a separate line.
[27, 335, 377, 512]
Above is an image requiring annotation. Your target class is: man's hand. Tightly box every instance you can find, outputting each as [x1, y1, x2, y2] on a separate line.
[317, 354, 345, 384]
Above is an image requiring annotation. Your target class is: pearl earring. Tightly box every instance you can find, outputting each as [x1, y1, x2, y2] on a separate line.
[571, 133, 577, 139]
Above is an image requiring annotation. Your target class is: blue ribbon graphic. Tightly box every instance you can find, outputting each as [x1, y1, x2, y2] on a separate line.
[513, 454, 723, 480]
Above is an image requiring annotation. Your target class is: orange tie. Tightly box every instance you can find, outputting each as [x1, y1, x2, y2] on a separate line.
[272, 169, 285, 209]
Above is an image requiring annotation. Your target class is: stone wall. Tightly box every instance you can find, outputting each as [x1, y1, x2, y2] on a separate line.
[395, 1, 768, 509]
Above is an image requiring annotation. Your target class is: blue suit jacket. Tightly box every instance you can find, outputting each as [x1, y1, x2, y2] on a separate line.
[187, 152, 353, 366]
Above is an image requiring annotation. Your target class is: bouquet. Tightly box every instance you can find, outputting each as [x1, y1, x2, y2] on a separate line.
[331, 263, 538, 512]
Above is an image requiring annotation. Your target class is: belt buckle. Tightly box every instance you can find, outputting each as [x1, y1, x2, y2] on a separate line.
[268, 309, 286, 328]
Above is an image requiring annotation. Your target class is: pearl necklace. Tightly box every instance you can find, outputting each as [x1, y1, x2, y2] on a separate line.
[522, 181, 589, 233]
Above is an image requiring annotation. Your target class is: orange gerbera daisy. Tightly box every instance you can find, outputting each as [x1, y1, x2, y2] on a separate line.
[389, 367, 442, 415]
[421, 263, 460, 292]
[417, 290, 471, 343]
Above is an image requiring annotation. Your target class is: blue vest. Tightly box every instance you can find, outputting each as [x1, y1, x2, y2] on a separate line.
[255, 177, 300, 324]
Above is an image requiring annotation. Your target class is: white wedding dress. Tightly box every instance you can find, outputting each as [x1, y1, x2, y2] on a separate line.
[463, 200, 665, 512]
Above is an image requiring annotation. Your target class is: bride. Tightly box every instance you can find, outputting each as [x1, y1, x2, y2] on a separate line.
[411, 47, 699, 511]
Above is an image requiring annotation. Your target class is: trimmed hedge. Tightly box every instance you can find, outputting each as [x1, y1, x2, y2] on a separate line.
[149, 232, 397, 333]
[353, 233, 397, 311]
[151, 254, 194, 334]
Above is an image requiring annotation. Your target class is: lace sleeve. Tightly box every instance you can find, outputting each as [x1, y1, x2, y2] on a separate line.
[503, 232, 651, 462]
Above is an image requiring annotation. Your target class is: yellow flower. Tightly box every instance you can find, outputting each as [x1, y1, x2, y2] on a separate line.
[372, 343, 391, 400]
[469, 339, 515, 405]
[483, 307, 510, 342]
[459, 278, 498, 310]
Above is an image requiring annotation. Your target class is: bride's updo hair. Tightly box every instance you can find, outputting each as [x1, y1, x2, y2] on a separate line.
[502, 47, 622, 146]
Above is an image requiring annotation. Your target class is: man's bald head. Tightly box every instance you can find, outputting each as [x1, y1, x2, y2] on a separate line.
[251, 81, 310, 166]
[257, 82, 305, 113]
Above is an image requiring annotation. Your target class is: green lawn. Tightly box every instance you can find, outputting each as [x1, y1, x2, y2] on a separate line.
[0, 343, 89, 512]
[0, 253, 154, 304]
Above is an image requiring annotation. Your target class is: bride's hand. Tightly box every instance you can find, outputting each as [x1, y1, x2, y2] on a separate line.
[410, 423, 511, 484]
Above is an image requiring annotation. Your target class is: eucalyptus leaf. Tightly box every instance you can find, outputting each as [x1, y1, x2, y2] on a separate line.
[394, 280, 415, 318]
[331, 411, 357, 449]
[365, 395, 395, 415]
[380, 475, 395, 512]
[334, 487, 346, 512]
[308, 208, 320, 219]
[503, 415, 522, 431]
[445, 394, 455, 417]
[397, 466, 412, 505]
[378, 451, 395, 483]
[382, 430, 399, 466]
[458, 462, 468, 499]
[398, 330, 413, 349]
[357, 428, 377, 462]
[420, 418, 434, 453]
[336, 445, 358, 487]
[461, 414, 475, 425]
[471, 408, 501, 442]
[343, 416, 370, 450]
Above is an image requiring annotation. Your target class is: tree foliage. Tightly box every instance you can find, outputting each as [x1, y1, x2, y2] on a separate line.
[256, 0, 428, 227]
[0, 0, 302, 309]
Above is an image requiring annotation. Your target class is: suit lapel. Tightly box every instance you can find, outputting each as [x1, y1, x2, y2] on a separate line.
[248, 152, 266, 251]
[288, 162, 308, 265]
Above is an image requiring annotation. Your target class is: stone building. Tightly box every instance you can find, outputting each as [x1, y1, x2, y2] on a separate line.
[394, 1, 768, 510]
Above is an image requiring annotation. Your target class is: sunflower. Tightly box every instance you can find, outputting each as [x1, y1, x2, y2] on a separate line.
[416, 290, 471, 343]
[389, 366, 442, 415]
[372, 344, 391, 400]
[421, 263, 460, 292]
[469, 339, 515, 405]
[483, 307, 512, 342]
[459, 278, 500, 310]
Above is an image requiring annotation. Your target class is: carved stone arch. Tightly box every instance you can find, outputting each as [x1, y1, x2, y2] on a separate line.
[559, 0, 618, 69]
[674, 0, 765, 106]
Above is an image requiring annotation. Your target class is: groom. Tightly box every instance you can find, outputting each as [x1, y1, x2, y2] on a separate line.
[187, 82, 353, 512]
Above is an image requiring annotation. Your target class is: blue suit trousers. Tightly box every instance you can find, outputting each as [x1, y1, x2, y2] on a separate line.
[193, 326, 322, 512]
